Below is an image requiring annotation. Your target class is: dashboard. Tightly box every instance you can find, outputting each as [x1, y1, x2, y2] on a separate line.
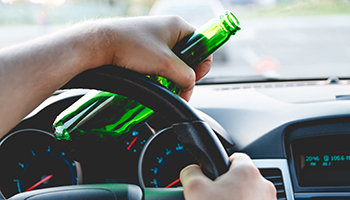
[1, 78, 350, 200]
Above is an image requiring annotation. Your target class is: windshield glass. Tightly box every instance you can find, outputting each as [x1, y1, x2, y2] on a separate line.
[1, 0, 349, 83]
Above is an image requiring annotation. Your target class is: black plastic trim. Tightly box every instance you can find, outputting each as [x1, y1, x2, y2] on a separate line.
[285, 116, 350, 193]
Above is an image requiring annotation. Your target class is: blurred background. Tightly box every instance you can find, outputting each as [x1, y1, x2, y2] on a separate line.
[1, 0, 350, 81]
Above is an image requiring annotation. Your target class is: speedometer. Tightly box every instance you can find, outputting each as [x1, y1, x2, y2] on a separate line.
[138, 128, 197, 188]
[0, 129, 81, 199]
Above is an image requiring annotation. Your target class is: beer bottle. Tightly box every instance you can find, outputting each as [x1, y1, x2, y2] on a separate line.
[54, 90, 154, 161]
[149, 10, 241, 94]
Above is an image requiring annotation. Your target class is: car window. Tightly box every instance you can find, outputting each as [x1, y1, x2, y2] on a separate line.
[1, 0, 350, 82]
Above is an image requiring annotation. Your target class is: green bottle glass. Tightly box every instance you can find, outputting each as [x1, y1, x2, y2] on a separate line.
[53, 11, 240, 161]
[148, 10, 241, 94]
[53, 90, 154, 161]
[54, 90, 154, 141]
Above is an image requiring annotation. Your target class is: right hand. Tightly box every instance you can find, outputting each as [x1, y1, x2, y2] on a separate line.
[180, 153, 277, 200]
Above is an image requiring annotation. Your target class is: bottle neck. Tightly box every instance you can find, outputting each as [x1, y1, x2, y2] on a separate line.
[220, 11, 241, 35]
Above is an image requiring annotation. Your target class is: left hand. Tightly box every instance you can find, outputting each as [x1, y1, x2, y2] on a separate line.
[93, 16, 212, 101]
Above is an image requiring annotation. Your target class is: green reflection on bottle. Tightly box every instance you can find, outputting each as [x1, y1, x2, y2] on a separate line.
[146, 75, 181, 95]
[54, 90, 154, 142]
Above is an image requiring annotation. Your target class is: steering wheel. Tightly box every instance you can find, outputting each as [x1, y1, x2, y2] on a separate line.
[9, 65, 230, 200]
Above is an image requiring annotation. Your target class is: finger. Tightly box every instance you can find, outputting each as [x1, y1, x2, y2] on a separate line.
[227, 153, 261, 180]
[229, 152, 254, 165]
[178, 53, 212, 100]
[159, 15, 196, 49]
[170, 16, 196, 45]
[179, 89, 193, 102]
[194, 55, 213, 82]
[156, 16, 198, 101]
[228, 153, 258, 174]
[180, 164, 214, 200]
[180, 164, 211, 189]
[167, 16, 197, 101]
[155, 48, 195, 102]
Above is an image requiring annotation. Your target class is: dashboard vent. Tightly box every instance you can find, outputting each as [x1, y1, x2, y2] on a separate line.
[259, 168, 287, 200]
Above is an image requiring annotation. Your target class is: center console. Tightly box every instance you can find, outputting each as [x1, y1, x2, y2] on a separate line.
[286, 117, 350, 199]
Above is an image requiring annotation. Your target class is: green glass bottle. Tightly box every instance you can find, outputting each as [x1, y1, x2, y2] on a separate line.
[54, 90, 154, 142]
[53, 11, 240, 161]
[149, 10, 241, 94]
[53, 90, 154, 161]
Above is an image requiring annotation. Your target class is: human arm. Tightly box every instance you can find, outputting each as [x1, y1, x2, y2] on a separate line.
[180, 153, 277, 200]
[0, 16, 212, 139]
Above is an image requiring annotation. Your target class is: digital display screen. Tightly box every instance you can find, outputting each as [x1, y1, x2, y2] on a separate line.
[302, 154, 350, 169]
[292, 134, 350, 187]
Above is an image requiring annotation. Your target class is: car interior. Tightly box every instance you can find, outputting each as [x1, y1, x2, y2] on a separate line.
[1, 0, 350, 199]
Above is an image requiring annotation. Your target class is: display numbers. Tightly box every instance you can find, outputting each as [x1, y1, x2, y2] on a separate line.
[305, 156, 320, 162]
[150, 179, 158, 187]
[304, 154, 350, 168]
[331, 155, 350, 161]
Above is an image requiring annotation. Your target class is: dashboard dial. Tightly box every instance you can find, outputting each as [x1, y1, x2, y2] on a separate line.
[139, 128, 197, 188]
[124, 124, 153, 154]
[0, 129, 81, 198]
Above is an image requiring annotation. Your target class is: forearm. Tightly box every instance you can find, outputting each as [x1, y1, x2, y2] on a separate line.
[0, 21, 109, 138]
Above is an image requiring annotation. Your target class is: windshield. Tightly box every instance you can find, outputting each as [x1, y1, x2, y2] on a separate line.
[1, 0, 349, 83]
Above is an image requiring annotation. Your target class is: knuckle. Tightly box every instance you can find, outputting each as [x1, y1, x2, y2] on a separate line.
[166, 15, 194, 34]
[265, 179, 277, 196]
[235, 163, 260, 178]
[167, 15, 185, 25]
[157, 52, 173, 71]
[185, 177, 209, 192]
[183, 69, 195, 86]
[261, 179, 278, 200]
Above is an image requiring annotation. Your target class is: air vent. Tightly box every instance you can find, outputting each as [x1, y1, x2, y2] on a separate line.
[259, 168, 287, 200]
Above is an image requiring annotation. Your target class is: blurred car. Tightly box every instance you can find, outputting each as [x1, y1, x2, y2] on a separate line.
[149, 0, 225, 27]
[149, 0, 229, 63]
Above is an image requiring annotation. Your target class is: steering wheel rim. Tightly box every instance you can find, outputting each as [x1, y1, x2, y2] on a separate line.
[9, 65, 229, 200]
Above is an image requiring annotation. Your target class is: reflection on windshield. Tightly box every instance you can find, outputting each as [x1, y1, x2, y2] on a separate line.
[1, 0, 350, 81]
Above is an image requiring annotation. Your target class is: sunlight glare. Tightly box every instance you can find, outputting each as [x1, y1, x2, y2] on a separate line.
[28, 0, 66, 6]
[1, 0, 16, 4]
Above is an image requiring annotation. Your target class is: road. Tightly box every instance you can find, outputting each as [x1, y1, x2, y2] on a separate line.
[209, 14, 350, 80]
[0, 25, 64, 49]
[1, 15, 350, 80]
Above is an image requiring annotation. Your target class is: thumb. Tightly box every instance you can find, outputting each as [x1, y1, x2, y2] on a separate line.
[180, 164, 211, 191]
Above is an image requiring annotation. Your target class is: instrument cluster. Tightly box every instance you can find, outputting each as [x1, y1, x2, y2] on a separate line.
[138, 128, 197, 188]
[0, 129, 81, 199]
[0, 91, 225, 199]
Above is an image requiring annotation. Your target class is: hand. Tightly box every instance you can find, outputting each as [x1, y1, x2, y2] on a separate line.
[180, 153, 277, 200]
[95, 16, 212, 101]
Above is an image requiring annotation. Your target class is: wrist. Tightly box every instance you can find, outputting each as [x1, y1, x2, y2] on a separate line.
[69, 20, 117, 72]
